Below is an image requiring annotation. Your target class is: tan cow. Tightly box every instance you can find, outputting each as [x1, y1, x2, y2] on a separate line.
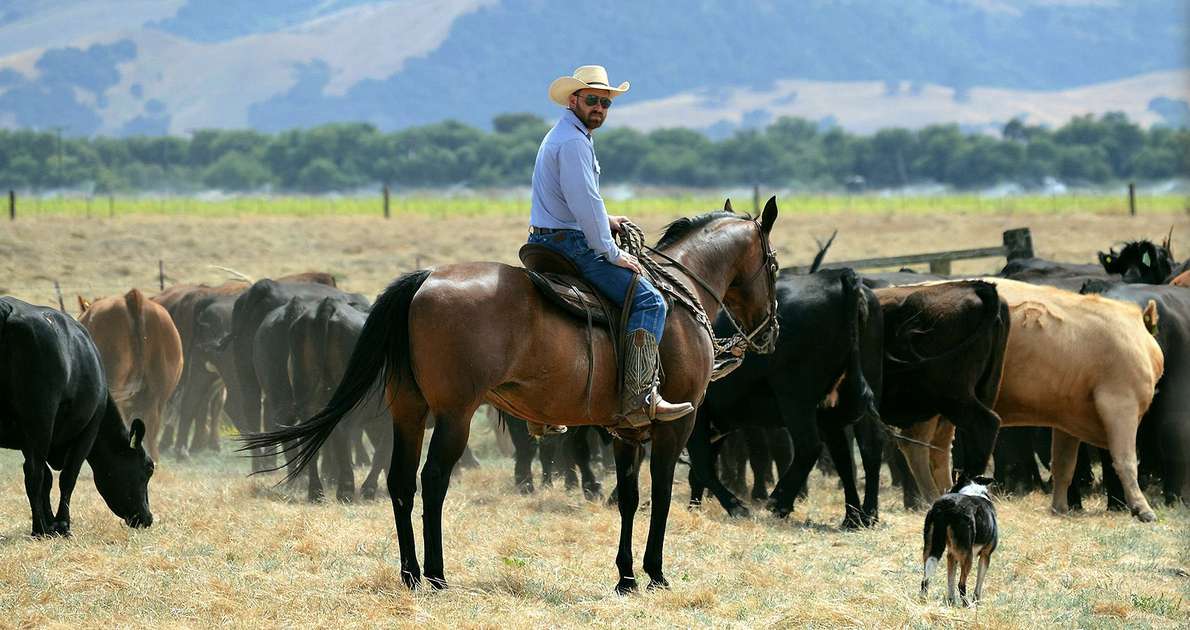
[900, 278, 1164, 521]
[79, 289, 184, 461]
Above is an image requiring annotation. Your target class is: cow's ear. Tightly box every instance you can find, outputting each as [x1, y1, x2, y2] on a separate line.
[760, 196, 778, 234]
[1143, 299, 1159, 335]
[723, 198, 734, 213]
[130, 418, 146, 450]
[77, 296, 90, 314]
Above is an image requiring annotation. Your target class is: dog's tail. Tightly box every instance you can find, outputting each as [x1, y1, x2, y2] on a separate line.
[920, 507, 949, 596]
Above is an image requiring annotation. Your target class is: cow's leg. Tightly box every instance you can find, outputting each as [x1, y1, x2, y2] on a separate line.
[889, 444, 926, 509]
[1049, 429, 1081, 515]
[769, 390, 821, 518]
[943, 399, 1000, 476]
[686, 413, 748, 516]
[332, 425, 357, 503]
[352, 427, 371, 467]
[361, 422, 392, 500]
[897, 416, 942, 504]
[144, 400, 164, 463]
[1095, 392, 1156, 522]
[569, 427, 602, 500]
[613, 441, 644, 594]
[854, 415, 885, 524]
[742, 426, 772, 501]
[822, 424, 866, 529]
[1097, 448, 1127, 511]
[22, 450, 51, 537]
[507, 418, 538, 494]
[929, 420, 955, 496]
[202, 382, 226, 452]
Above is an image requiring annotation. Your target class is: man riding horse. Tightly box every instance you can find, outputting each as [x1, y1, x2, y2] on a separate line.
[528, 65, 694, 431]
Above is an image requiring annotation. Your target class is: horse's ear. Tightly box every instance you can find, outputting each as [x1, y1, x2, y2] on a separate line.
[723, 199, 734, 213]
[77, 296, 90, 314]
[760, 196, 778, 234]
[129, 418, 146, 450]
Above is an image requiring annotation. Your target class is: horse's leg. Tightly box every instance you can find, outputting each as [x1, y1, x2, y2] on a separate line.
[387, 389, 429, 589]
[822, 424, 865, 529]
[643, 417, 695, 590]
[420, 405, 476, 589]
[613, 440, 644, 594]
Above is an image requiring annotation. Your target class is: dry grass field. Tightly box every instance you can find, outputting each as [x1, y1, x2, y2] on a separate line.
[1, 205, 1188, 628]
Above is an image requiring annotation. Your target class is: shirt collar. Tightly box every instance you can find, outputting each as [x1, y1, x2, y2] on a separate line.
[562, 109, 592, 139]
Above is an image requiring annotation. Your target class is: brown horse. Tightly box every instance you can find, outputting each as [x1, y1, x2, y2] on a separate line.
[79, 289, 184, 461]
[243, 199, 781, 593]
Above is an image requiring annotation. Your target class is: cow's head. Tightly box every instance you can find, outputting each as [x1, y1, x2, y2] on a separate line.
[92, 418, 155, 528]
[1099, 240, 1175, 284]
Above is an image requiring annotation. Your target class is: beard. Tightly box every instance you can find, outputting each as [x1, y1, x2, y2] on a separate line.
[574, 106, 605, 130]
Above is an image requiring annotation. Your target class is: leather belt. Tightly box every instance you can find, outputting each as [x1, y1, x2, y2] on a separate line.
[530, 226, 574, 235]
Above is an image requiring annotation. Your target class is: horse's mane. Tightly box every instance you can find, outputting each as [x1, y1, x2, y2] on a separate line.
[655, 210, 750, 250]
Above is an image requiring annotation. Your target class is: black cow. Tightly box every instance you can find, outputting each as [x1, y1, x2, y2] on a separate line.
[223, 280, 370, 467]
[289, 297, 393, 502]
[870, 281, 1010, 504]
[501, 413, 607, 499]
[688, 268, 884, 527]
[1080, 282, 1190, 506]
[1099, 239, 1179, 284]
[0, 297, 155, 535]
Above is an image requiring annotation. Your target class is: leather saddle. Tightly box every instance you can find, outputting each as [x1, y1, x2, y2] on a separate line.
[519, 243, 621, 328]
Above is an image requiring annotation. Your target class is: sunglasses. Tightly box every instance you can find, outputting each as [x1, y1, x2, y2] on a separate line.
[580, 94, 613, 109]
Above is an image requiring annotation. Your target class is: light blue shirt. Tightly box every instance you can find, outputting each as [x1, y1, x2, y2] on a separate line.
[530, 109, 622, 263]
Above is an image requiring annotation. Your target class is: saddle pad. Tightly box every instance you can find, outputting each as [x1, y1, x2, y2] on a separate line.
[524, 270, 619, 327]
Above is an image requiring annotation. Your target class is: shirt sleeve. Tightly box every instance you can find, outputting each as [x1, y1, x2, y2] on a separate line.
[557, 138, 622, 263]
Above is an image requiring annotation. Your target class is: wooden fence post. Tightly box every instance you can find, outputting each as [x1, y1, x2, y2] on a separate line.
[8, 190, 14, 221]
[929, 260, 952, 275]
[159, 260, 165, 290]
[752, 184, 760, 214]
[53, 280, 65, 313]
[1003, 228, 1034, 261]
[1128, 182, 1136, 216]
[108, 195, 114, 218]
[383, 183, 391, 219]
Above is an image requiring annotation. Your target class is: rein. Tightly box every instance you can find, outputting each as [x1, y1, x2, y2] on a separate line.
[615, 218, 780, 365]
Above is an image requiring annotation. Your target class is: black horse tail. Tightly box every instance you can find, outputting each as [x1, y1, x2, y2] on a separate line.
[238, 270, 432, 480]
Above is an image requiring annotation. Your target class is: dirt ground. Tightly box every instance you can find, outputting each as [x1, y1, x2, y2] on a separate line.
[1, 208, 1186, 307]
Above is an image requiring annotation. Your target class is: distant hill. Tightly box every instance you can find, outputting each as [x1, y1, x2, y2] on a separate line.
[0, 0, 1185, 136]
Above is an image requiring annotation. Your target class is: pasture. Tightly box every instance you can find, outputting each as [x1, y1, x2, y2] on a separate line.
[1, 200, 1188, 628]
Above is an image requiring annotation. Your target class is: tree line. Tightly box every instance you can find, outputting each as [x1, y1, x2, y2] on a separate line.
[0, 112, 1184, 193]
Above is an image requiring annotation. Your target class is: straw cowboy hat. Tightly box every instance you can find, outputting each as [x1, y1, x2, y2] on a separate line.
[548, 65, 630, 107]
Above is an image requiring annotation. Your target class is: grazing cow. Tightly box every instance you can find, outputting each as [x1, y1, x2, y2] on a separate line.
[500, 411, 607, 499]
[872, 281, 1011, 503]
[910, 279, 1164, 520]
[78, 289, 184, 462]
[288, 297, 393, 502]
[688, 268, 884, 527]
[1080, 281, 1190, 506]
[1, 297, 155, 535]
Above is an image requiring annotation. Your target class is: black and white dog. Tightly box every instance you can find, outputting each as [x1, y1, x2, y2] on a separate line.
[920, 475, 998, 605]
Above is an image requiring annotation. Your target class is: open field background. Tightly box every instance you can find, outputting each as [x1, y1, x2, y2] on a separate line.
[0, 198, 1188, 627]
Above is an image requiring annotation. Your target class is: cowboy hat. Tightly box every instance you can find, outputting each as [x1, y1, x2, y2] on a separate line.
[548, 65, 630, 107]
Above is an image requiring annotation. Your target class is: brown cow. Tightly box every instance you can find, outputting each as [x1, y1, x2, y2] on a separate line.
[79, 289, 184, 461]
[1170, 270, 1190, 288]
[904, 278, 1164, 521]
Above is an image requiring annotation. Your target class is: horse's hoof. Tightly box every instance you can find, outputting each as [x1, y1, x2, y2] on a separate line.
[646, 576, 670, 591]
[614, 577, 639, 595]
[727, 503, 751, 519]
[401, 569, 421, 590]
[1134, 509, 1157, 523]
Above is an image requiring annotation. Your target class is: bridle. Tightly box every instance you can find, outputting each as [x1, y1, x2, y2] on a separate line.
[619, 217, 780, 364]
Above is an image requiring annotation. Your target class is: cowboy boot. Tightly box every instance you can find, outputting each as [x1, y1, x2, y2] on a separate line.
[621, 329, 693, 426]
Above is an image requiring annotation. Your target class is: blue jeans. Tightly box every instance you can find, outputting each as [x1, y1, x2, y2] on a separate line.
[528, 230, 667, 341]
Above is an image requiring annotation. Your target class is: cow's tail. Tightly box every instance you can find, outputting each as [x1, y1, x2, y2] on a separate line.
[123, 289, 148, 402]
[238, 270, 431, 481]
[808, 230, 838, 274]
[841, 269, 878, 421]
[887, 280, 1002, 371]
